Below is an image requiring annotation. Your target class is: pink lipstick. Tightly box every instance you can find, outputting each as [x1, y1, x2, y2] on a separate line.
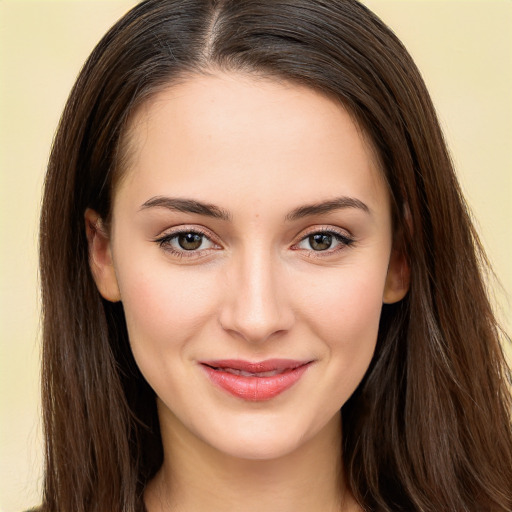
[200, 359, 312, 401]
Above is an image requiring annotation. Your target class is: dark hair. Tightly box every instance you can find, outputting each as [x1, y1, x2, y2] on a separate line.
[39, 1, 512, 511]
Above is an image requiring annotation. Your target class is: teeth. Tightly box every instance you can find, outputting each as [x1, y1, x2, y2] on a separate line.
[216, 367, 285, 377]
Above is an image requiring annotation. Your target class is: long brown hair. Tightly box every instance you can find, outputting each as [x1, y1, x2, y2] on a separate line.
[39, 1, 512, 510]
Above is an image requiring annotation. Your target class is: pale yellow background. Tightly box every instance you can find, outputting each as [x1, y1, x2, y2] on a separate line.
[0, 1, 510, 510]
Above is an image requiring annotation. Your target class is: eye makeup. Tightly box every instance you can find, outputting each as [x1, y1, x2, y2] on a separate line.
[292, 226, 355, 258]
[153, 226, 221, 260]
[153, 223, 355, 261]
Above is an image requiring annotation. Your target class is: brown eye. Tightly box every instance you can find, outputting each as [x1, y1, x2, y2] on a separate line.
[155, 230, 217, 255]
[294, 229, 354, 255]
[178, 233, 203, 250]
[309, 233, 333, 251]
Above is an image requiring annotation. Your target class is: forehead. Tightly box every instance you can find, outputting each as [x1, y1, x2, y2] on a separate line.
[115, 71, 388, 216]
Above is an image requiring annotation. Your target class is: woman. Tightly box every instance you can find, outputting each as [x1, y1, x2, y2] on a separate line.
[38, 0, 512, 511]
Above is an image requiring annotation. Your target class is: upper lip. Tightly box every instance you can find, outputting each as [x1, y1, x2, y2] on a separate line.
[200, 359, 311, 373]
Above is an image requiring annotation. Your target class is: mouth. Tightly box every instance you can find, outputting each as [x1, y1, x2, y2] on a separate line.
[199, 359, 313, 401]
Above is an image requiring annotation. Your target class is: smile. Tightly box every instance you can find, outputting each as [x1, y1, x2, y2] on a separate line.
[199, 359, 313, 401]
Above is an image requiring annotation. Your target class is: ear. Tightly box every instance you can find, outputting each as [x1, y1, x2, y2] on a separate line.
[383, 247, 410, 304]
[84, 208, 121, 302]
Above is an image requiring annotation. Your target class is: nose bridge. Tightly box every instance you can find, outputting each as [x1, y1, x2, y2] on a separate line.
[219, 243, 293, 343]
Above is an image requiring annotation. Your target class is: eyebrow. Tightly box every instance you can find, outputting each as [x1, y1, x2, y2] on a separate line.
[140, 196, 232, 221]
[139, 195, 370, 222]
[285, 196, 370, 221]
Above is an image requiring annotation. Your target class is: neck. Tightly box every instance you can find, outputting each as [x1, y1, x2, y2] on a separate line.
[145, 406, 357, 512]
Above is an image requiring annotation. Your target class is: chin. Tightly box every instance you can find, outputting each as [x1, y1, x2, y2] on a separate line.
[195, 409, 339, 462]
[209, 430, 307, 461]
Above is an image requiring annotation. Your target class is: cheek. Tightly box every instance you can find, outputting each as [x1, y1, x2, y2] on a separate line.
[298, 258, 387, 334]
[115, 256, 219, 360]
[295, 260, 387, 393]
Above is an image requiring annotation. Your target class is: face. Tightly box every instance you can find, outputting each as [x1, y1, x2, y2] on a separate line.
[87, 72, 407, 461]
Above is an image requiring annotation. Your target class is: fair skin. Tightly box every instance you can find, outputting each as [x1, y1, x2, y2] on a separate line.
[86, 72, 408, 512]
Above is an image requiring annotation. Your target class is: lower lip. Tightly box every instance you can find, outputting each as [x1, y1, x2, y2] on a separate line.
[201, 363, 311, 401]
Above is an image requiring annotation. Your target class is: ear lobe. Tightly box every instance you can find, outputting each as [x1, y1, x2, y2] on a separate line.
[383, 248, 410, 304]
[84, 208, 121, 302]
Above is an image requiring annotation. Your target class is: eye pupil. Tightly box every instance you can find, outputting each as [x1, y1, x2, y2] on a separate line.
[309, 233, 332, 251]
[178, 233, 203, 250]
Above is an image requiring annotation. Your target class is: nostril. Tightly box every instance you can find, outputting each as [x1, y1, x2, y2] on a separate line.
[218, 300, 294, 344]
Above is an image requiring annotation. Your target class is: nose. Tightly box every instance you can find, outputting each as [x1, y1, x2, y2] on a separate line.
[218, 247, 295, 344]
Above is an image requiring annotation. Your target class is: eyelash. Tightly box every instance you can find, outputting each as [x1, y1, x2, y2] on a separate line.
[153, 226, 355, 259]
[154, 227, 219, 259]
[292, 227, 355, 257]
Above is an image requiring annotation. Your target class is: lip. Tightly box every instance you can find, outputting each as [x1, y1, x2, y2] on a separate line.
[199, 359, 313, 401]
